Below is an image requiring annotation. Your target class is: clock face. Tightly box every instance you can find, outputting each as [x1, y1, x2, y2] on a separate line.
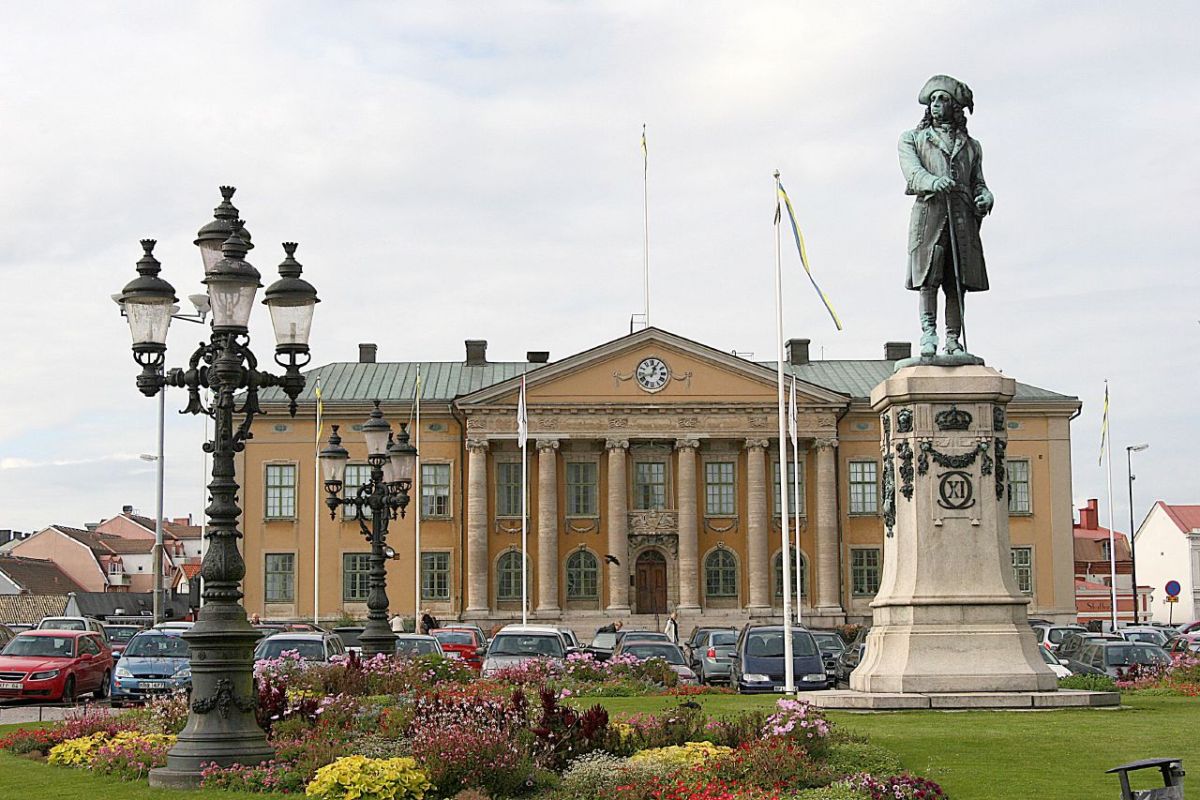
[635, 357, 670, 392]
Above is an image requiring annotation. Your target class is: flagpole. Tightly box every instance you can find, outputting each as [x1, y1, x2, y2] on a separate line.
[313, 376, 323, 626]
[519, 375, 529, 626]
[790, 376, 803, 625]
[642, 123, 650, 328]
[1103, 381, 1119, 630]
[773, 170, 795, 694]
[414, 367, 422, 624]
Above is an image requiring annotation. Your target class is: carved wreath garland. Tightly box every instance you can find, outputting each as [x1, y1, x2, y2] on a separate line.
[191, 678, 256, 719]
[916, 440, 989, 475]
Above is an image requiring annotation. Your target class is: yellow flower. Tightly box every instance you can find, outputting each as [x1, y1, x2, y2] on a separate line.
[306, 755, 432, 800]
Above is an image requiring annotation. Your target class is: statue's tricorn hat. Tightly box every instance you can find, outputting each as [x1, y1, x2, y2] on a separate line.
[919, 75, 973, 114]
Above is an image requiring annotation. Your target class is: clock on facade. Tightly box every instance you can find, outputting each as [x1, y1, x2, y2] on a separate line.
[635, 357, 670, 392]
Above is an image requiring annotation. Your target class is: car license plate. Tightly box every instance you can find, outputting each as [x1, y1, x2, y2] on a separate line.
[0, 681, 22, 690]
[140, 681, 169, 690]
[445, 652, 461, 659]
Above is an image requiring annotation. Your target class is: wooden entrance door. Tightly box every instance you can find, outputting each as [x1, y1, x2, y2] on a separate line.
[635, 550, 668, 614]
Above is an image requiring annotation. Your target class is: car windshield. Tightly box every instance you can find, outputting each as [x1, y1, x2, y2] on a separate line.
[624, 632, 669, 642]
[1104, 645, 1169, 667]
[40, 619, 85, 631]
[1048, 627, 1082, 644]
[123, 635, 189, 658]
[1039, 647, 1061, 665]
[334, 629, 363, 648]
[396, 638, 438, 656]
[744, 631, 818, 658]
[710, 632, 737, 646]
[812, 633, 845, 651]
[104, 627, 142, 643]
[1124, 631, 1164, 645]
[624, 644, 684, 664]
[2, 635, 74, 658]
[433, 631, 475, 646]
[489, 634, 564, 658]
[257, 640, 326, 661]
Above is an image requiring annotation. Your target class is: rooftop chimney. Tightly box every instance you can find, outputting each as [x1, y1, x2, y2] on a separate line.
[465, 339, 488, 366]
[122, 505, 134, 515]
[884, 341, 912, 361]
[358, 343, 377, 364]
[1078, 499, 1099, 530]
[786, 338, 810, 366]
[527, 351, 550, 364]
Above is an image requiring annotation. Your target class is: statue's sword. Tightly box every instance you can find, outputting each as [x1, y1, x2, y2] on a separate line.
[944, 190, 968, 354]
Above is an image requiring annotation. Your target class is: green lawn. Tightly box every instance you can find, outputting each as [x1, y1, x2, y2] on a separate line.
[589, 694, 1198, 800]
[1, 696, 1195, 800]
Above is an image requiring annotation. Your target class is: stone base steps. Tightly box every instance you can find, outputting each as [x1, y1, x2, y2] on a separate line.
[809, 688, 1121, 710]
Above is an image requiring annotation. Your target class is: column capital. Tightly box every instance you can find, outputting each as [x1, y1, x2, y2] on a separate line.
[536, 438, 560, 452]
[465, 438, 490, 453]
[674, 438, 700, 451]
[605, 437, 630, 451]
[814, 437, 839, 451]
[744, 438, 771, 451]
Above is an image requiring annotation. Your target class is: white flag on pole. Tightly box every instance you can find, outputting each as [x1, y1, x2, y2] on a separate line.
[788, 375, 798, 442]
[517, 375, 528, 448]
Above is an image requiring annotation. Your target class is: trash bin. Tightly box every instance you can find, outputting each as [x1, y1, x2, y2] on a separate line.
[1107, 758, 1185, 800]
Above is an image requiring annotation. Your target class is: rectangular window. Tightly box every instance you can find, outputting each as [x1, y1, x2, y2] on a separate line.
[849, 461, 879, 515]
[265, 553, 295, 603]
[566, 461, 598, 516]
[342, 553, 371, 602]
[705, 461, 736, 516]
[421, 463, 451, 519]
[1008, 460, 1031, 514]
[343, 464, 372, 520]
[851, 548, 881, 596]
[496, 461, 523, 517]
[633, 461, 667, 510]
[772, 460, 805, 516]
[265, 464, 297, 519]
[421, 552, 450, 601]
[1011, 546, 1033, 595]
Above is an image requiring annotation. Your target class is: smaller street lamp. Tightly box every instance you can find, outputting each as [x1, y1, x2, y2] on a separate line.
[1126, 443, 1149, 625]
[320, 402, 417, 657]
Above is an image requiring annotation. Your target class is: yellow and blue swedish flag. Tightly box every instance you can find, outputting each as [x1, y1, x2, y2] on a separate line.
[776, 177, 842, 331]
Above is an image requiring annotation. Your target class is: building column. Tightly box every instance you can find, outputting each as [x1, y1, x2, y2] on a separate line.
[605, 438, 631, 613]
[814, 437, 843, 614]
[536, 439, 561, 617]
[675, 438, 701, 612]
[465, 438, 490, 615]
[745, 438, 771, 613]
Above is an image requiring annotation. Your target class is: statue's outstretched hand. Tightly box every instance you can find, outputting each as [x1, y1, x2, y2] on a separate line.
[931, 176, 955, 193]
[974, 189, 994, 215]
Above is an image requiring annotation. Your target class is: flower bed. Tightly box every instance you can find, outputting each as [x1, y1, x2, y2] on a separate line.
[1115, 654, 1200, 696]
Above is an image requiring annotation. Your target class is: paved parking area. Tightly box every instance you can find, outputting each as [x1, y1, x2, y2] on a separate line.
[0, 701, 111, 725]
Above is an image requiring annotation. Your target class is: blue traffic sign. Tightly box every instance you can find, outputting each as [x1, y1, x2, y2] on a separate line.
[1165, 580, 1181, 597]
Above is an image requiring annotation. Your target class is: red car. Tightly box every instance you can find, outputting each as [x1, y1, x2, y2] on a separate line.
[431, 628, 487, 671]
[0, 630, 114, 702]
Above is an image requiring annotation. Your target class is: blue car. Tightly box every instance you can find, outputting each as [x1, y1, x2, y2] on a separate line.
[731, 626, 828, 693]
[111, 630, 191, 706]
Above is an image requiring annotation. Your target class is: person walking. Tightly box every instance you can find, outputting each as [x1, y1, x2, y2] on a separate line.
[664, 611, 679, 644]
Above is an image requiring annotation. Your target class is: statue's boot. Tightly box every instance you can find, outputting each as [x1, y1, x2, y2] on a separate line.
[944, 331, 964, 355]
[920, 313, 938, 357]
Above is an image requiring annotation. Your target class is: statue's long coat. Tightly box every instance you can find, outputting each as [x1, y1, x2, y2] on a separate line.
[899, 127, 990, 292]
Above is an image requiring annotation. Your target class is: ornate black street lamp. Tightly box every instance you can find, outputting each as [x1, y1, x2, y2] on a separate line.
[319, 402, 417, 657]
[117, 187, 318, 788]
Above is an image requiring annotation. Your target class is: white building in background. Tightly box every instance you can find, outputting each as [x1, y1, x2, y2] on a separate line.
[1134, 502, 1200, 624]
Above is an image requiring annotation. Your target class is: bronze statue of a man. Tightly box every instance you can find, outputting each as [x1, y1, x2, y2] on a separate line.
[899, 75, 993, 357]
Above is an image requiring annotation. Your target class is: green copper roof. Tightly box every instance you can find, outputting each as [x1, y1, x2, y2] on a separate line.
[770, 360, 1075, 403]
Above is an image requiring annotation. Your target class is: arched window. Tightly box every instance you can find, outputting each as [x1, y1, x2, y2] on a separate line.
[704, 550, 738, 598]
[497, 551, 527, 600]
[774, 549, 808, 599]
[565, 551, 599, 599]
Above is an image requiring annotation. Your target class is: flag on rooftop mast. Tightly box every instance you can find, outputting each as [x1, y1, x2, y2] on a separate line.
[413, 367, 423, 623]
[773, 171, 796, 694]
[1100, 381, 1119, 630]
[789, 375, 803, 624]
[313, 376, 323, 626]
[518, 374, 529, 625]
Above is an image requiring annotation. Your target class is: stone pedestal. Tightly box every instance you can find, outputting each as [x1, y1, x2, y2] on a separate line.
[850, 365, 1057, 693]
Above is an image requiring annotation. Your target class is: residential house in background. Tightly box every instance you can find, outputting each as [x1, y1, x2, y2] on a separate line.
[0, 555, 85, 596]
[1073, 498, 1149, 624]
[1134, 502, 1200, 624]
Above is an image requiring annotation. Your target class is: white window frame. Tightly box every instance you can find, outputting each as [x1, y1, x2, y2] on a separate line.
[264, 462, 298, 519]
[632, 457, 671, 511]
[264, 552, 295, 603]
[494, 457, 524, 518]
[342, 552, 371, 602]
[421, 462, 452, 520]
[772, 458, 806, 518]
[565, 549, 600, 599]
[851, 547, 882, 596]
[1007, 459, 1032, 515]
[342, 464, 372, 521]
[704, 459, 737, 517]
[848, 460, 879, 516]
[1011, 546, 1033, 595]
[421, 551, 451, 601]
[564, 458, 600, 518]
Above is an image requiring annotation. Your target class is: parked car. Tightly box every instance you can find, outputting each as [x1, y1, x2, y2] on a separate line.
[154, 621, 196, 632]
[1057, 632, 1123, 664]
[1119, 627, 1170, 647]
[811, 631, 847, 679]
[1033, 624, 1086, 653]
[332, 626, 365, 655]
[0, 624, 15, 650]
[0, 630, 113, 702]
[431, 628, 487, 670]
[587, 631, 623, 661]
[686, 629, 738, 684]
[834, 628, 869, 687]
[684, 626, 735, 660]
[4, 623, 35, 635]
[731, 626, 827, 693]
[1066, 641, 1171, 679]
[613, 640, 698, 684]
[38, 616, 110, 645]
[557, 628, 581, 649]
[1166, 634, 1200, 658]
[254, 631, 346, 662]
[621, 630, 671, 644]
[103, 624, 144, 659]
[482, 625, 568, 675]
[1040, 646, 1072, 679]
[395, 634, 445, 657]
[111, 630, 191, 707]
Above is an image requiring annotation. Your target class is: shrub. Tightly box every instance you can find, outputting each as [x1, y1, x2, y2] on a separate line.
[305, 755, 432, 800]
[823, 742, 903, 778]
[529, 688, 609, 769]
[122, 692, 190, 735]
[698, 710, 769, 748]
[629, 741, 733, 770]
[602, 704, 707, 754]
[1058, 674, 1117, 692]
[0, 727, 69, 755]
[48, 733, 110, 767]
[91, 733, 177, 780]
[763, 698, 832, 756]
[845, 773, 947, 800]
[698, 738, 832, 792]
[201, 759, 310, 794]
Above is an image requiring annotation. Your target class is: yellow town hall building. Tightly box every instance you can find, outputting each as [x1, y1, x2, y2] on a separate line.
[239, 328, 1081, 628]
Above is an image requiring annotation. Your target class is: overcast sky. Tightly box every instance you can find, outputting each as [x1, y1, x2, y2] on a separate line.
[1, 2, 1196, 538]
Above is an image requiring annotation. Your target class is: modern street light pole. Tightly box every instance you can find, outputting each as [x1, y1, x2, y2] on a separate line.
[1126, 443, 1149, 625]
[117, 187, 319, 788]
[319, 403, 416, 658]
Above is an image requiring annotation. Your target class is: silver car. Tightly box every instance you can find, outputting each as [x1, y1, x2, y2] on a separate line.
[481, 626, 567, 675]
